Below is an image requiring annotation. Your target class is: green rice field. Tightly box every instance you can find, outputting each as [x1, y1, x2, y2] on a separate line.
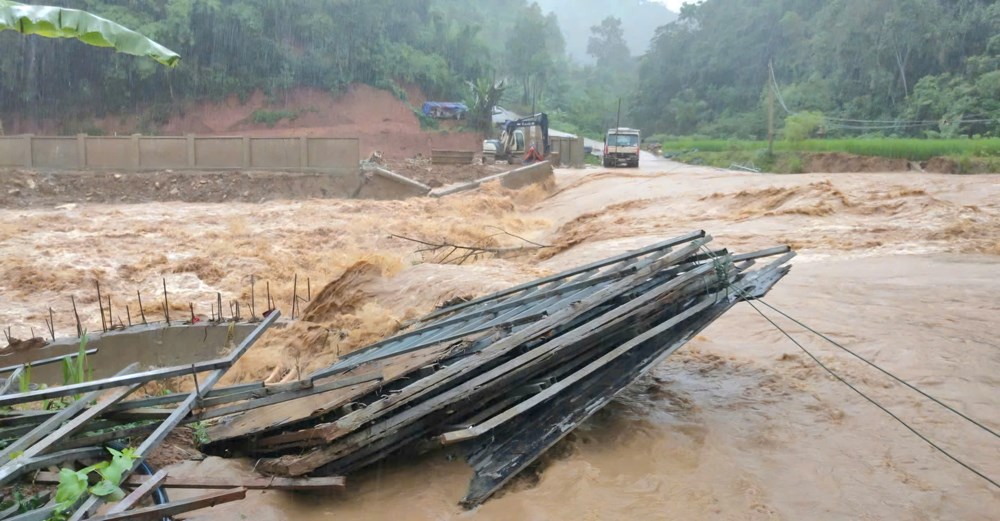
[651, 138, 1000, 162]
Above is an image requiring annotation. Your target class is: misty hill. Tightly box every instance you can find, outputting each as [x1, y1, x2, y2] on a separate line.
[533, 0, 677, 61]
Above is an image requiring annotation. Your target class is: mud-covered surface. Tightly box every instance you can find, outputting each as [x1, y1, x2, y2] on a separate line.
[1, 157, 998, 519]
[805, 152, 913, 173]
[378, 158, 507, 187]
[0, 169, 368, 207]
[0, 161, 515, 208]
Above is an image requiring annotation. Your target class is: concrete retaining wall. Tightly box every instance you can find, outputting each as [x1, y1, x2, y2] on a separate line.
[431, 161, 554, 197]
[0, 323, 259, 385]
[0, 134, 360, 173]
[356, 166, 432, 199]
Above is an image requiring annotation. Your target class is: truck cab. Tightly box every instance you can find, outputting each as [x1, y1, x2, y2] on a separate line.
[603, 128, 641, 168]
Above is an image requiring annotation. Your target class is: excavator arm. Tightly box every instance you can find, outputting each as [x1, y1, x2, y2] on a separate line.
[500, 113, 550, 156]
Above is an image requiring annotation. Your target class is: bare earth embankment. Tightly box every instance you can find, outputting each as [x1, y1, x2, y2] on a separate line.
[0, 158, 997, 520]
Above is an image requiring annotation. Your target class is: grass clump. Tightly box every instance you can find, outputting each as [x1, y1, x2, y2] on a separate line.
[250, 109, 299, 127]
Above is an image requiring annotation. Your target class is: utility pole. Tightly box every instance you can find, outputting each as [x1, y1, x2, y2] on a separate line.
[767, 59, 775, 156]
[615, 98, 622, 131]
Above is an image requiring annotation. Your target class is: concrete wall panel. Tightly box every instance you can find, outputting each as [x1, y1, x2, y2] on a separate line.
[31, 137, 78, 169]
[85, 137, 133, 168]
[0, 323, 257, 384]
[0, 138, 27, 167]
[250, 138, 300, 168]
[194, 137, 243, 168]
[139, 137, 187, 169]
[308, 138, 359, 169]
[4, 135, 359, 172]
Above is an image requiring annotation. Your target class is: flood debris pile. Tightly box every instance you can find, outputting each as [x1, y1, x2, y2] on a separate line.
[0, 230, 793, 516]
[0, 312, 346, 520]
[207, 230, 794, 506]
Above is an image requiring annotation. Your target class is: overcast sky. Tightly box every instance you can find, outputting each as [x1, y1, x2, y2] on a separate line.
[653, 0, 694, 12]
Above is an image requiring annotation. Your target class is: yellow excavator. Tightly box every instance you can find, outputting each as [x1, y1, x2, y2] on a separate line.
[483, 113, 550, 164]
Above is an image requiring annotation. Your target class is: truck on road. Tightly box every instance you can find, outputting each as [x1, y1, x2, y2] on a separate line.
[603, 127, 641, 168]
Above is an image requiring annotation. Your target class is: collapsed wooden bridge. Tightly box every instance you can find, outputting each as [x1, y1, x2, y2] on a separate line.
[0, 231, 793, 518]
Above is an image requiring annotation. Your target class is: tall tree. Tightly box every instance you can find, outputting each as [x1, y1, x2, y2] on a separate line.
[504, 3, 565, 106]
[587, 17, 631, 74]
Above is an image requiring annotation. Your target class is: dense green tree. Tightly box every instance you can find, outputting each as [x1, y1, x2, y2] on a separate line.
[587, 17, 631, 74]
[633, 0, 1000, 138]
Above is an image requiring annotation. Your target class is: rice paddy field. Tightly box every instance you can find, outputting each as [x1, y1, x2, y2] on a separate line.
[646, 137, 1000, 173]
[652, 138, 1000, 161]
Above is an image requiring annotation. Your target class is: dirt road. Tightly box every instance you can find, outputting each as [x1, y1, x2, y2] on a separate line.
[1, 164, 997, 519]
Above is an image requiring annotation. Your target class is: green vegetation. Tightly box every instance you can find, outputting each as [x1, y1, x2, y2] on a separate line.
[52, 446, 138, 519]
[650, 138, 1000, 162]
[191, 421, 210, 446]
[250, 109, 299, 128]
[60, 332, 93, 396]
[635, 0, 999, 139]
[0, 1, 179, 66]
[0, 487, 48, 515]
[648, 137, 1000, 173]
[0, 0, 995, 148]
[17, 364, 30, 394]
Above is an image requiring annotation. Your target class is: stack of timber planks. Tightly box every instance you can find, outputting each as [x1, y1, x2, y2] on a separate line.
[0, 230, 794, 514]
[206, 230, 794, 507]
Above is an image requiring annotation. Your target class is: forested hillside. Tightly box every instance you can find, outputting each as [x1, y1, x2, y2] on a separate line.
[532, 0, 676, 62]
[1, 0, 995, 141]
[635, 0, 1000, 139]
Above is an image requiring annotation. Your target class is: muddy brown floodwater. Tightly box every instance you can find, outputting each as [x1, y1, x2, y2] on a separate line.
[1, 158, 998, 520]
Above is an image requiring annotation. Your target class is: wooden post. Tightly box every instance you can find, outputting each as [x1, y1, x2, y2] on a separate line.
[96, 281, 107, 333]
[163, 278, 171, 326]
[71, 295, 82, 338]
[137, 290, 147, 325]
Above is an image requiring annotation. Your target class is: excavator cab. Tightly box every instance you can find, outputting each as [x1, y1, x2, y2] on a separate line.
[483, 113, 550, 164]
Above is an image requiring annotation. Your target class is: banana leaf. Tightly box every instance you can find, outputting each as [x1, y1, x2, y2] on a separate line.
[0, 0, 179, 66]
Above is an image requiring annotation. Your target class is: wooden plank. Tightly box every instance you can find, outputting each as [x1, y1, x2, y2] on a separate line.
[0, 366, 24, 395]
[205, 343, 450, 444]
[32, 471, 345, 492]
[65, 313, 279, 521]
[414, 231, 706, 323]
[440, 296, 717, 444]
[0, 357, 232, 408]
[193, 370, 382, 419]
[49, 372, 385, 453]
[0, 379, 333, 433]
[258, 262, 716, 454]
[460, 258, 793, 507]
[4, 377, 142, 467]
[0, 363, 141, 486]
[0, 349, 99, 375]
[4, 446, 105, 480]
[0, 492, 49, 521]
[103, 469, 169, 515]
[85, 487, 247, 521]
[265, 237, 712, 464]
[257, 243, 716, 475]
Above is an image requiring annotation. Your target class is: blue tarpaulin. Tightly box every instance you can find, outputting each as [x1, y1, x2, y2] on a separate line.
[422, 102, 468, 118]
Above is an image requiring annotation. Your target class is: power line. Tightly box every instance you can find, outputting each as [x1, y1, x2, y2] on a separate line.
[767, 64, 998, 128]
[741, 297, 999, 489]
[752, 298, 1000, 440]
[699, 248, 999, 489]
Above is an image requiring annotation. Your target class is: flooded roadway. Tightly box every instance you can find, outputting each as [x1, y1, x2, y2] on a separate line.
[1, 161, 997, 519]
